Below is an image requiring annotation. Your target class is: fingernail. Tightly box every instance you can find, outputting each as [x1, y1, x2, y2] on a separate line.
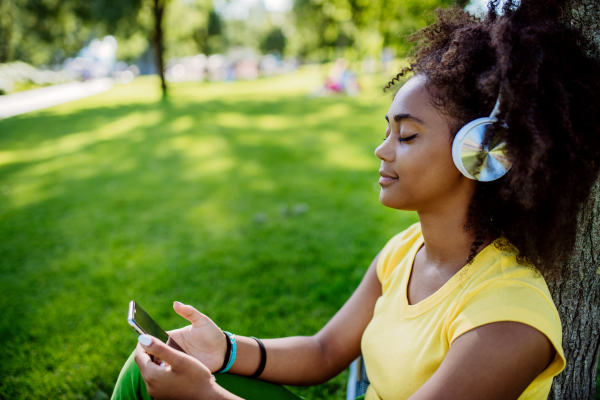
[138, 335, 153, 346]
[174, 301, 184, 305]
[160, 362, 166, 367]
[211, 375, 216, 381]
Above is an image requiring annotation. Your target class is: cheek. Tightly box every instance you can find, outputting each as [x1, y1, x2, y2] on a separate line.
[419, 144, 457, 180]
[423, 153, 463, 198]
[380, 141, 461, 209]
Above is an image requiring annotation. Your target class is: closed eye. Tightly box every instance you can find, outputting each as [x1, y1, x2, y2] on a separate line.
[399, 134, 418, 142]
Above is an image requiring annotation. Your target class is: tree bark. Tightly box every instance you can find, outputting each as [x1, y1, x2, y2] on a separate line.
[152, 0, 167, 99]
[546, 179, 600, 399]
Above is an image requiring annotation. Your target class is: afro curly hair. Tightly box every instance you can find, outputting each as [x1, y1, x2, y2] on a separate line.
[385, 0, 600, 271]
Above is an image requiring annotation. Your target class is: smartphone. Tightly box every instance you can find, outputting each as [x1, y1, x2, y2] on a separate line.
[128, 300, 186, 353]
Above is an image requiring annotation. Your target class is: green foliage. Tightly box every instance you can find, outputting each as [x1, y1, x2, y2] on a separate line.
[289, 0, 464, 61]
[3, 0, 468, 65]
[0, 69, 418, 399]
[0, 0, 215, 66]
[0, 0, 145, 65]
[0, 0, 93, 65]
[107, 0, 215, 63]
[163, 0, 213, 59]
[261, 28, 286, 54]
[190, 10, 225, 56]
[219, 5, 280, 55]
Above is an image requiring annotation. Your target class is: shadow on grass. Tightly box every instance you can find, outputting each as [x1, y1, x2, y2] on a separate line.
[0, 81, 417, 399]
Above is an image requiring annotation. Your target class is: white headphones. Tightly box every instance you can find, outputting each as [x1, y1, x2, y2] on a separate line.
[451, 96, 512, 182]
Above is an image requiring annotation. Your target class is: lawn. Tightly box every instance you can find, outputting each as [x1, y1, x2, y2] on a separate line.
[2, 67, 597, 400]
[0, 68, 418, 399]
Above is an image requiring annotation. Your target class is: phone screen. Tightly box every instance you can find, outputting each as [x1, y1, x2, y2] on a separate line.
[128, 301, 170, 343]
[128, 301, 186, 354]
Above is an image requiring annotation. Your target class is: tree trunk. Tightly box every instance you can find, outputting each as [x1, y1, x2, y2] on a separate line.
[546, 179, 600, 399]
[152, 0, 167, 99]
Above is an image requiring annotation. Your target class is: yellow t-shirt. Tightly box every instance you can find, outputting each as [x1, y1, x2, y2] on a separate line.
[361, 222, 565, 400]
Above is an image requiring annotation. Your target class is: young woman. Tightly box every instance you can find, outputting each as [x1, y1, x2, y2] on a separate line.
[111, 0, 600, 399]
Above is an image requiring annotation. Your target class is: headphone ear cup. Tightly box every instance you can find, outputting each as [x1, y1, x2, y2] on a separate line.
[452, 117, 511, 182]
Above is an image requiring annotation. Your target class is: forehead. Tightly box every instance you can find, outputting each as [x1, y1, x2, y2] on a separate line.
[388, 75, 434, 116]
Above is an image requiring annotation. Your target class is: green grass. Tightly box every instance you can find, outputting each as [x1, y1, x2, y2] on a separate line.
[0, 69, 418, 399]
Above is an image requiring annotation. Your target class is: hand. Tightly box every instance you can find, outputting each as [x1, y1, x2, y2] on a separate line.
[135, 334, 218, 400]
[166, 302, 228, 373]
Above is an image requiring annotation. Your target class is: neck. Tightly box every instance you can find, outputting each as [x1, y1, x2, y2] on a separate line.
[417, 193, 493, 268]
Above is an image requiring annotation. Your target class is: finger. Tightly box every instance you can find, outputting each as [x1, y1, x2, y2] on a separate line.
[173, 301, 213, 328]
[134, 342, 159, 376]
[138, 334, 189, 371]
[159, 361, 170, 369]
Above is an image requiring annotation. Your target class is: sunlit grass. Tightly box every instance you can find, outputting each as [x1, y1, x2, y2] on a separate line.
[2, 67, 598, 399]
[0, 68, 419, 399]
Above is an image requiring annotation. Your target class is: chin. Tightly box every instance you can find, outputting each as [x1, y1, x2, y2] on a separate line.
[379, 188, 416, 211]
[379, 190, 402, 209]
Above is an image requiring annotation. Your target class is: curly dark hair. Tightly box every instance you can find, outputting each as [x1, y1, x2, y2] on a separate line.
[385, 0, 600, 270]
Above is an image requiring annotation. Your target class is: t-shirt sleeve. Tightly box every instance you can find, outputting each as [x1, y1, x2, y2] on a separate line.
[447, 279, 566, 380]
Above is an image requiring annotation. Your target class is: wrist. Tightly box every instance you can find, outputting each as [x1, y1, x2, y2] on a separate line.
[225, 335, 264, 377]
[217, 331, 236, 373]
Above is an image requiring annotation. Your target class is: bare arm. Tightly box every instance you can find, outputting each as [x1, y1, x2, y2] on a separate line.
[227, 253, 382, 385]
[409, 321, 556, 400]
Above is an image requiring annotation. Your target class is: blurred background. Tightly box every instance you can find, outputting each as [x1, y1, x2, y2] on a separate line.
[6, 1, 578, 400]
[0, 0, 488, 97]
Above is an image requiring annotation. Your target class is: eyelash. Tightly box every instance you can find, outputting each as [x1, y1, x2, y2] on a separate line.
[382, 134, 418, 142]
[399, 134, 418, 142]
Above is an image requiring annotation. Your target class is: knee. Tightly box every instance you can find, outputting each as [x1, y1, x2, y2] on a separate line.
[111, 350, 146, 400]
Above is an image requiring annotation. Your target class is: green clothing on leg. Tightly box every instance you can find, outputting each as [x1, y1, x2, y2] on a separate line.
[111, 351, 152, 400]
[214, 374, 304, 400]
[111, 351, 304, 400]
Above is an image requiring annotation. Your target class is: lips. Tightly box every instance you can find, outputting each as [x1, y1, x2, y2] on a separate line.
[379, 170, 398, 186]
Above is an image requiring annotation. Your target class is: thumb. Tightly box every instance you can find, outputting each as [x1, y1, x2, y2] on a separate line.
[138, 334, 188, 371]
[173, 301, 213, 328]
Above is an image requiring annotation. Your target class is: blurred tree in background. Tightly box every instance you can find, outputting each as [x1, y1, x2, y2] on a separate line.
[0, 0, 214, 97]
[0, 0, 156, 65]
[261, 28, 286, 54]
[0, 0, 94, 64]
[289, 0, 466, 61]
[2, 0, 470, 67]
[0, 0, 470, 97]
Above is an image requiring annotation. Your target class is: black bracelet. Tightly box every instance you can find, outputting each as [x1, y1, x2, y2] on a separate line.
[217, 331, 232, 373]
[249, 337, 267, 379]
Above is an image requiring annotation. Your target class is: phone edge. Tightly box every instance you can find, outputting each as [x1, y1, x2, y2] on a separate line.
[127, 300, 147, 336]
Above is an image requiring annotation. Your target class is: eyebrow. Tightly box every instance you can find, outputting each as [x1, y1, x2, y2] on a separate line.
[385, 113, 427, 125]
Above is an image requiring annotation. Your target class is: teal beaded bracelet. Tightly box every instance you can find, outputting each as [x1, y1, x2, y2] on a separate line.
[220, 331, 236, 373]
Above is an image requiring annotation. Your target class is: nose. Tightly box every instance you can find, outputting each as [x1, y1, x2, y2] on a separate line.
[375, 134, 395, 162]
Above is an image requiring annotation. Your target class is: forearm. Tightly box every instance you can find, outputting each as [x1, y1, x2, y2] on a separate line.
[224, 256, 381, 387]
[227, 335, 335, 386]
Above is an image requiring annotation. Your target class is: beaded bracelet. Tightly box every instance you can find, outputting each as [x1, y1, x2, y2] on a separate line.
[217, 331, 232, 373]
[219, 331, 237, 373]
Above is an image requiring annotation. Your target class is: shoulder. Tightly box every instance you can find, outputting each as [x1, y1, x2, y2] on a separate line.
[376, 222, 422, 282]
[419, 320, 557, 399]
[447, 244, 566, 379]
